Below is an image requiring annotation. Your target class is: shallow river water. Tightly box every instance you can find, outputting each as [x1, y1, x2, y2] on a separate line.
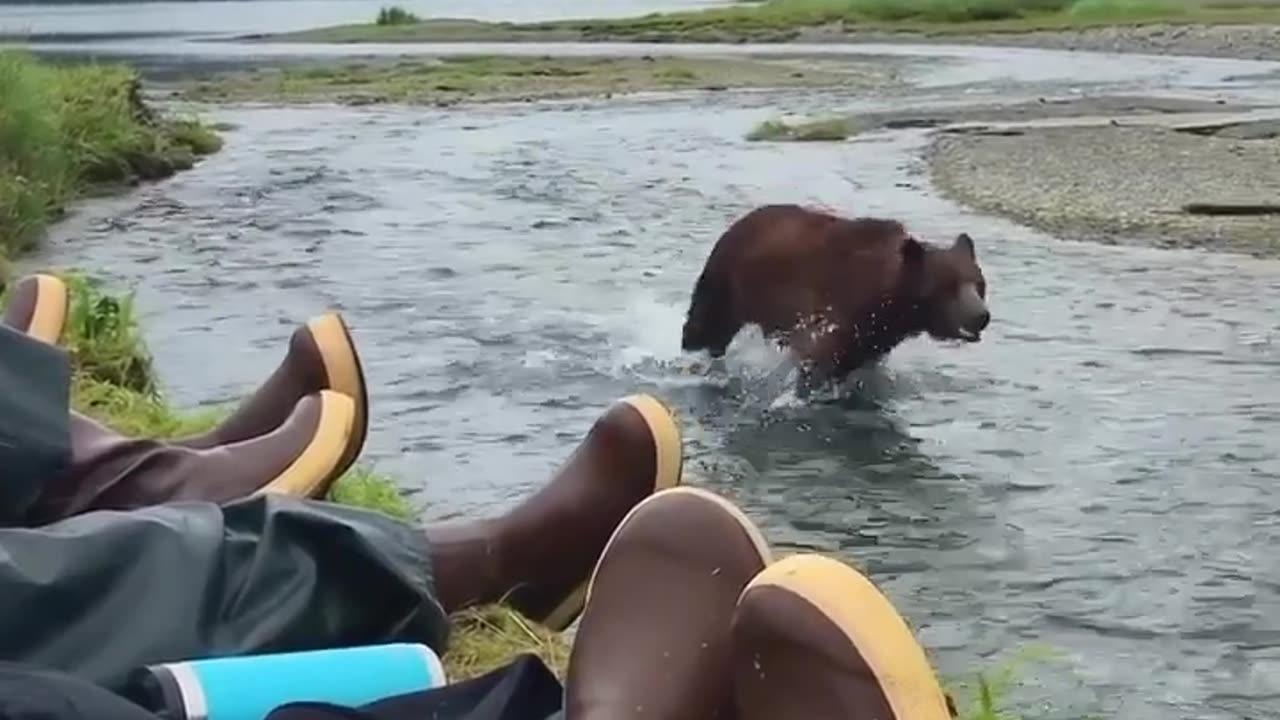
[22, 39, 1280, 720]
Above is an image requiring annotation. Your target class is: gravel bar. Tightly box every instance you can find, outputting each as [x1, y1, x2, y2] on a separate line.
[927, 122, 1280, 257]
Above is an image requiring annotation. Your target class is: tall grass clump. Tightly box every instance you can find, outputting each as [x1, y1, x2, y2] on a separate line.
[61, 272, 159, 396]
[376, 5, 420, 25]
[0, 52, 75, 257]
[0, 51, 222, 261]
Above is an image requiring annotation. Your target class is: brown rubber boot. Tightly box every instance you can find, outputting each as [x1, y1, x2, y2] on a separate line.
[731, 554, 954, 720]
[175, 313, 368, 478]
[425, 394, 683, 630]
[564, 486, 772, 720]
[2, 273, 69, 345]
[24, 390, 356, 524]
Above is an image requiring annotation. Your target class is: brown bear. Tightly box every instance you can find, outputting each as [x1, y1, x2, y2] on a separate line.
[681, 203, 989, 391]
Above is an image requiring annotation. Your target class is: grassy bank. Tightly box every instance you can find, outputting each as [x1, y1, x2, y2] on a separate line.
[177, 55, 896, 107]
[274, 0, 1280, 44]
[0, 51, 221, 267]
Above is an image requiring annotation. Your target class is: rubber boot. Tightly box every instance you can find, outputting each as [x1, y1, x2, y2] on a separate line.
[731, 554, 955, 720]
[425, 394, 684, 630]
[174, 313, 368, 480]
[563, 486, 772, 720]
[2, 273, 69, 345]
[23, 390, 356, 525]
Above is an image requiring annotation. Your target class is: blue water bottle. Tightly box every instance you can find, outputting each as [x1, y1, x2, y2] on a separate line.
[130, 643, 448, 720]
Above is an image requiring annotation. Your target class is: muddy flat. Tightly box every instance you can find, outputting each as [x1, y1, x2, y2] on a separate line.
[173, 54, 906, 106]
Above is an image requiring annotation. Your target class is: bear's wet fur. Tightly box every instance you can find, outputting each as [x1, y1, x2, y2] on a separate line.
[682, 203, 990, 390]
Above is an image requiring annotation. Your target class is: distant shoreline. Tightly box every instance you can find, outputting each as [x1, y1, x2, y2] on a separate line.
[252, 3, 1280, 62]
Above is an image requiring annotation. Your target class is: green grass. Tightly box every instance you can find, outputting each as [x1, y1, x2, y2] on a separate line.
[0, 51, 222, 262]
[747, 115, 858, 141]
[277, 0, 1280, 43]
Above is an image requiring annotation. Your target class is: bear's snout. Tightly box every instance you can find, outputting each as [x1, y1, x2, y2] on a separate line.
[966, 309, 991, 334]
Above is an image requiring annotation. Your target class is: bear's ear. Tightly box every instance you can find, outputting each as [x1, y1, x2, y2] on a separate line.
[900, 236, 926, 270]
[952, 232, 976, 258]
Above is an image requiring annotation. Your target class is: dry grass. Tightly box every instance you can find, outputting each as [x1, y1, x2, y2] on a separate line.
[445, 606, 572, 681]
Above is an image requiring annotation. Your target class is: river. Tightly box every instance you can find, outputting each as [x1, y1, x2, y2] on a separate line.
[13, 3, 1280, 718]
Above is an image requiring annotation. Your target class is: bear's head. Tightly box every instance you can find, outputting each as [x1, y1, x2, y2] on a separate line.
[902, 232, 990, 343]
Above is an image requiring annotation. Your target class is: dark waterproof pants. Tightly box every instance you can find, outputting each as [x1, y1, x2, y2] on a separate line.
[0, 494, 449, 692]
[0, 654, 564, 720]
[0, 324, 72, 523]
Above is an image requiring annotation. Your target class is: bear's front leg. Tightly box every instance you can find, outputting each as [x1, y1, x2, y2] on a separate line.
[785, 317, 853, 399]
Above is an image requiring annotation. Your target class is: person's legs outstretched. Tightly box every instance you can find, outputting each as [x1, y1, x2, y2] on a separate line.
[259, 484, 769, 720]
[170, 311, 368, 473]
[23, 390, 358, 524]
[564, 485, 772, 719]
[2, 273, 368, 470]
[731, 553, 955, 720]
[0, 393, 683, 691]
[1, 273, 370, 520]
[1, 273, 69, 345]
[426, 393, 684, 631]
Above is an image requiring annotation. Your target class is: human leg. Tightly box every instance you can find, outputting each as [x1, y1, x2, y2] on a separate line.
[0, 493, 449, 692]
[1, 273, 69, 344]
[0, 324, 73, 524]
[171, 312, 369, 475]
[564, 485, 771, 719]
[731, 554, 955, 720]
[1, 273, 368, 517]
[0, 393, 681, 689]
[424, 394, 683, 630]
[1, 275, 369, 466]
[249, 483, 768, 720]
[22, 390, 358, 524]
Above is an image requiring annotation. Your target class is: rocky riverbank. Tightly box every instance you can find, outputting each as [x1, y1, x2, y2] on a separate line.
[927, 119, 1280, 257]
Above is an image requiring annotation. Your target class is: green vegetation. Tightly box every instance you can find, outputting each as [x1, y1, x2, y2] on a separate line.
[0, 51, 221, 263]
[375, 5, 420, 26]
[747, 115, 858, 141]
[274, 0, 1280, 44]
[179, 55, 888, 106]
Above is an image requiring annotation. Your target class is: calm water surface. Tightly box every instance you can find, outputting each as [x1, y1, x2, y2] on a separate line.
[16, 14, 1280, 719]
